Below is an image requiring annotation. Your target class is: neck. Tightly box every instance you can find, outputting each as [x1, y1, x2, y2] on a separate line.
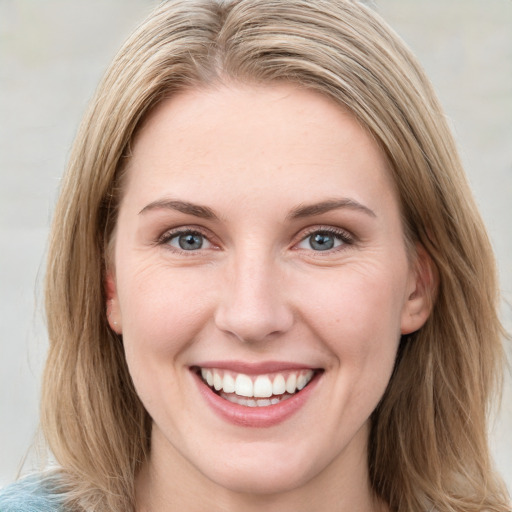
[135, 424, 388, 512]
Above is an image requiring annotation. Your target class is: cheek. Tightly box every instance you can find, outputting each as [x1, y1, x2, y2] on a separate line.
[299, 263, 407, 375]
[309, 267, 405, 332]
[118, 262, 213, 362]
[117, 264, 215, 421]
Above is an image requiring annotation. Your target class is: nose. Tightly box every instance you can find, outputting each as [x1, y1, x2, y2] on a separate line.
[214, 255, 294, 344]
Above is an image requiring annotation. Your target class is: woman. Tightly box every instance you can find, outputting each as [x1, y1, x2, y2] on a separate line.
[0, 0, 509, 511]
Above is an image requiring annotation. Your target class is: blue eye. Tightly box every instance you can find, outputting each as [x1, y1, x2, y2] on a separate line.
[310, 232, 336, 251]
[166, 231, 211, 251]
[297, 230, 349, 251]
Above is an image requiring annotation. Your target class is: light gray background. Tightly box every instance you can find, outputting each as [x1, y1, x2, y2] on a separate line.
[1, 0, 511, 491]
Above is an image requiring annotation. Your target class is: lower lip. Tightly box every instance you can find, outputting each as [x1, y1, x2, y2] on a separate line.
[192, 370, 321, 428]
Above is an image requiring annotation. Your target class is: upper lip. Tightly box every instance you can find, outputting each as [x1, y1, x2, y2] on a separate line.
[192, 360, 320, 375]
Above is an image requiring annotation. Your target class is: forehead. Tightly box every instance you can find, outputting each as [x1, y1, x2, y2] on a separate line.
[122, 83, 398, 216]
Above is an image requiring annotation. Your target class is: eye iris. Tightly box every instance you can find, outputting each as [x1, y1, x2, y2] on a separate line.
[179, 233, 203, 250]
[310, 232, 335, 251]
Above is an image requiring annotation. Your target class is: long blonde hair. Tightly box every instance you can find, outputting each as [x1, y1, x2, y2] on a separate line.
[42, 1, 509, 510]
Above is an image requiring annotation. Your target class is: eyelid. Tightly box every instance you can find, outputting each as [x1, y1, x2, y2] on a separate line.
[293, 225, 355, 251]
[154, 224, 355, 254]
[156, 225, 219, 253]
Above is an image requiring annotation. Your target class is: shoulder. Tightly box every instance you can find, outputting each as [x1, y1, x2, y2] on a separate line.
[0, 474, 66, 512]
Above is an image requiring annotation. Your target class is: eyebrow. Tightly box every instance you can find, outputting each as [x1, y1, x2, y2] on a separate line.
[139, 199, 218, 219]
[139, 197, 376, 221]
[287, 198, 376, 220]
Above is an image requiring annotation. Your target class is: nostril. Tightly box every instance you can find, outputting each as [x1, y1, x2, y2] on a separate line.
[214, 302, 294, 344]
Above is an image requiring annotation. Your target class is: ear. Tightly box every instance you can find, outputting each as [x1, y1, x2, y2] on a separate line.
[105, 270, 122, 334]
[400, 243, 437, 335]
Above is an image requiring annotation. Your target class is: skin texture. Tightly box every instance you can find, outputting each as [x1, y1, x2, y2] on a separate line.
[107, 83, 433, 512]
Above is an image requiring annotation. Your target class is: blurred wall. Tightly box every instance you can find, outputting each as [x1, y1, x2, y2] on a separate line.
[1, 0, 511, 490]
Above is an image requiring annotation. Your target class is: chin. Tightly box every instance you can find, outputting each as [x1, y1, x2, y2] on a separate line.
[208, 463, 313, 496]
[193, 439, 332, 496]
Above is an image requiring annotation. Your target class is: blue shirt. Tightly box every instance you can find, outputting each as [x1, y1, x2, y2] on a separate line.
[0, 475, 65, 512]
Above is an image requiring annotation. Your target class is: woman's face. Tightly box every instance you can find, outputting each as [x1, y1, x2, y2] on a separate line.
[108, 84, 431, 497]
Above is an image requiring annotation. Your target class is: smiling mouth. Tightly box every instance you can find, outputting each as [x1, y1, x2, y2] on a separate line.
[195, 367, 319, 407]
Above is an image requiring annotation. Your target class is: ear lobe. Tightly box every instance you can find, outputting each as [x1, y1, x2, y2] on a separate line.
[105, 271, 122, 333]
[400, 243, 437, 335]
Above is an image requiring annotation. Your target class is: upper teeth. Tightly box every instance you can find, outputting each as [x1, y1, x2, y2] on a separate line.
[200, 368, 314, 398]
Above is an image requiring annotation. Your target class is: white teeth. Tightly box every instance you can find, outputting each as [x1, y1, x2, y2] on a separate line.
[221, 393, 293, 407]
[253, 375, 273, 398]
[201, 368, 316, 402]
[297, 373, 308, 390]
[235, 374, 253, 397]
[213, 372, 223, 391]
[223, 373, 235, 393]
[272, 374, 286, 395]
[285, 373, 297, 393]
[201, 368, 214, 387]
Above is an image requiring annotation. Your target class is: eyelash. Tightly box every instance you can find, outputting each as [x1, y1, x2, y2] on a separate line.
[296, 226, 354, 253]
[156, 227, 215, 256]
[156, 225, 354, 254]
